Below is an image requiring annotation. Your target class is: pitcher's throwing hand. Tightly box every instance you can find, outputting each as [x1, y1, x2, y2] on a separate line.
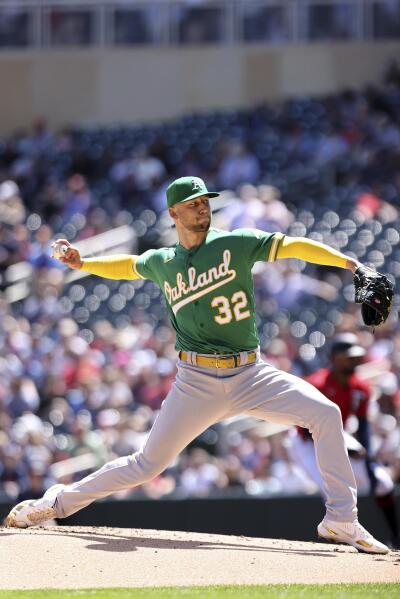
[51, 239, 83, 269]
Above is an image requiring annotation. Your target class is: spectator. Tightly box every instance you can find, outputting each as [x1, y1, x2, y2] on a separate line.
[218, 141, 260, 190]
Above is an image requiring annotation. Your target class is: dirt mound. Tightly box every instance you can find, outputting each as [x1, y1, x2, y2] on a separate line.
[0, 526, 399, 589]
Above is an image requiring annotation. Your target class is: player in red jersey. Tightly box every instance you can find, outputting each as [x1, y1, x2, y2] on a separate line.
[289, 333, 400, 549]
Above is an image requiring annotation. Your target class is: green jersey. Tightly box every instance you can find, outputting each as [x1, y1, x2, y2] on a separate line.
[135, 227, 284, 354]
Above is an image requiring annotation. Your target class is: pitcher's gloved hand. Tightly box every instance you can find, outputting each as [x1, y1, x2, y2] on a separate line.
[353, 266, 394, 327]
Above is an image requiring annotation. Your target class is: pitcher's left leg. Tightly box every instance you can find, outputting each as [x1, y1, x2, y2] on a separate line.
[229, 361, 357, 522]
[229, 361, 389, 553]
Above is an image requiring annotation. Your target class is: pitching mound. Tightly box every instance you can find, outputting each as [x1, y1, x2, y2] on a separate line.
[0, 526, 399, 589]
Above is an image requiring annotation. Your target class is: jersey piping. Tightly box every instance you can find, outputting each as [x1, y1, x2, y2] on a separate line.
[268, 232, 284, 262]
[132, 256, 145, 279]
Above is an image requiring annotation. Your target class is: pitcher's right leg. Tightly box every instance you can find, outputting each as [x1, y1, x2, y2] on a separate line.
[7, 363, 228, 526]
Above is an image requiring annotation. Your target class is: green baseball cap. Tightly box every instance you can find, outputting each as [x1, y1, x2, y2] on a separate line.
[166, 176, 220, 208]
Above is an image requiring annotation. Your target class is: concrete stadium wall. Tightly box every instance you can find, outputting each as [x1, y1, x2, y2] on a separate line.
[2, 41, 400, 135]
[1, 494, 398, 542]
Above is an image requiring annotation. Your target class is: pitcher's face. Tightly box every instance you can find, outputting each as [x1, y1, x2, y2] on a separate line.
[169, 196, 211, 232]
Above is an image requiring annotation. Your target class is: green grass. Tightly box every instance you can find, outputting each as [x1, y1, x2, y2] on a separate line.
[0, 585, 398, 599]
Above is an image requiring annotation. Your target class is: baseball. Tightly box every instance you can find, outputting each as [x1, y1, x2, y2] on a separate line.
[51, 242, 68, 259]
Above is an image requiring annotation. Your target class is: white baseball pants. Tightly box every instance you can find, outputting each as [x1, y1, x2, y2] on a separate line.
[55, 355, 357, 522]
[288, 429, 394, 497]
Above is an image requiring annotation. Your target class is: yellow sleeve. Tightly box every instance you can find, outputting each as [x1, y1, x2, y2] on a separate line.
[80, 255, 144, 280]
[276, 236, 348, 269]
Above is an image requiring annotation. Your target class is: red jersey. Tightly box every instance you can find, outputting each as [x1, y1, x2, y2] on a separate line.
[305, 368, 370, 424]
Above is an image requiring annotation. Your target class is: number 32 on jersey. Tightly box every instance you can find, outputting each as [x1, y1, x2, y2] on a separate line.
[211, 291, 250, 325]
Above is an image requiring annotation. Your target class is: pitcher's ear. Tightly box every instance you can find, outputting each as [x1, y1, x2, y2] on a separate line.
[169, 206, 178, 220]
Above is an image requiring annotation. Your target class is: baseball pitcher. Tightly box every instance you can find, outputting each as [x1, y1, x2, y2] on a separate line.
[6, 176, 393, 553]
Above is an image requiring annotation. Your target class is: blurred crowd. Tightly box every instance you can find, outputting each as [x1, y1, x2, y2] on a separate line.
[1, 1, 400, 48]
[1, 75, 400, 505]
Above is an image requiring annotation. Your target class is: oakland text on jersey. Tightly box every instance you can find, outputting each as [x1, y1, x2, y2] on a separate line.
[164, 249, 237, 315]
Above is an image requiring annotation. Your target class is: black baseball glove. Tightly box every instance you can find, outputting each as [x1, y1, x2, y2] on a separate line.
[353, 266, 394, 327]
